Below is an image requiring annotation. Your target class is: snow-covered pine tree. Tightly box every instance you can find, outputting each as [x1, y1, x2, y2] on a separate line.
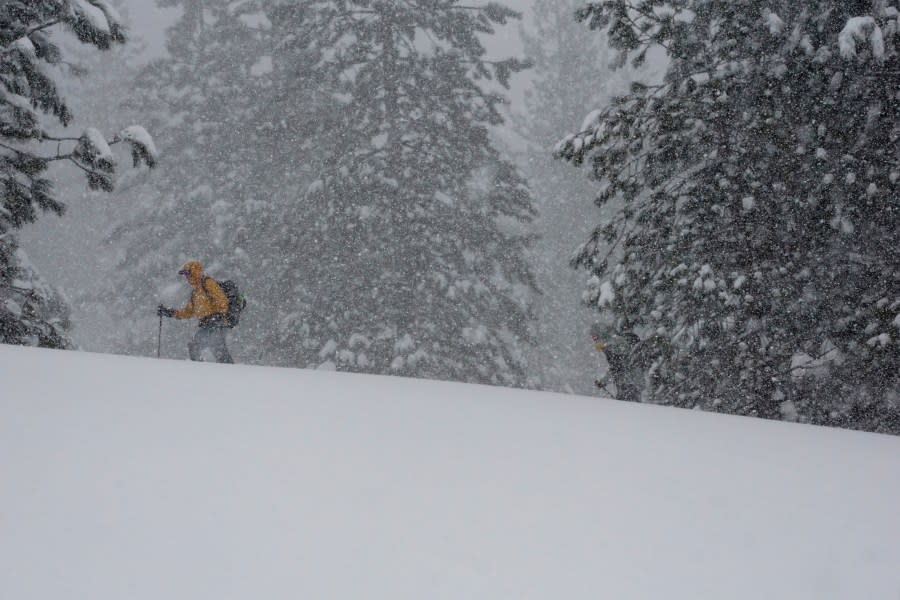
[516, 0, 624, 394]
[556, 0, 900, 433]
[20, 0, 152, 352]
[0, 0, 155, 348]
[265, 0, 538, 386]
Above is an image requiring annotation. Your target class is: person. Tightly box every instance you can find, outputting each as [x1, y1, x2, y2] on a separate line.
[591, 322, 640, 402]
[157, 260, 233, 363]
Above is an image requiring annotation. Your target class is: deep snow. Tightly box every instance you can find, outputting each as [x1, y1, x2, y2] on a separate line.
[2, 344, 899, 599]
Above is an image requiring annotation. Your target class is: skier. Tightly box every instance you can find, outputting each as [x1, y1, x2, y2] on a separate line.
[157, 260, 234, 363]
[591, 323, 640, 402]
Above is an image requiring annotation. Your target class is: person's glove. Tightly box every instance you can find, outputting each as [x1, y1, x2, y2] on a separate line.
[157, 304, 175, 318]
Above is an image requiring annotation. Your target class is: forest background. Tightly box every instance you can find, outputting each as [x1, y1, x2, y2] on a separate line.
[8, 0, 898, 434]
[22, 0, 644, 397]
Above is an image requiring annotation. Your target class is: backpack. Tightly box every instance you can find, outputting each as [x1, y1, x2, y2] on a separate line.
[204, 277, 246, 328]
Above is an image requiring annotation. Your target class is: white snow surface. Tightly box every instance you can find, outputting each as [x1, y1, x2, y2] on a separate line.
[2, 344, 899, 600]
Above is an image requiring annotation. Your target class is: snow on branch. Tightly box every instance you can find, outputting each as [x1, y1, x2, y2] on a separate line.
[580, 109, 605, 134]
[71, 127, 119, 191]
[115, 126, 158, 168]
[75, 127, 115, 170]
[66, 0, 126, 48]
[89, 0, 124, 27]
[839, 16, 886, 62]
[553, 108, 609, 166]
[762, 9, 785, 35]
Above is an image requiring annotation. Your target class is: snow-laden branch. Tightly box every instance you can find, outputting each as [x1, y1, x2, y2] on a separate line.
[839, 16, 886, 62]
[114, 126, 158, 168]
[761, 9, 785, 35]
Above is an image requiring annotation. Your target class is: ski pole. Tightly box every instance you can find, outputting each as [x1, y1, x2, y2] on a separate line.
[157, 314, 163, 358]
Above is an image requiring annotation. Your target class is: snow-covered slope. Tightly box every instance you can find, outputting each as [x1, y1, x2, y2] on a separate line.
[2, 345, 899, 600]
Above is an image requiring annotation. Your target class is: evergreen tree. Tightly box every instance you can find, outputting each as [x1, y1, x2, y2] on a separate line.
[107, 0, 537, 385]
[0, 0, 155, 349]
[21, 0, 150, 352]
[265, 0, 538, 386]
[557, 0, 900, 433]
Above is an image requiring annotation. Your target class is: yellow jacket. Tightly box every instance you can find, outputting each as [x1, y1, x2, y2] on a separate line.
[174, 261, 228, 321]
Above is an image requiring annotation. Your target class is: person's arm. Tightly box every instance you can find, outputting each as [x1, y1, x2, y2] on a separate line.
[204, 279, 229, 314]
[173, 295, 194, 320]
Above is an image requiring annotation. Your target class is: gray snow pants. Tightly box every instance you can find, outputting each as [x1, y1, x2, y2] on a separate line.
[188, 324, 233, 364]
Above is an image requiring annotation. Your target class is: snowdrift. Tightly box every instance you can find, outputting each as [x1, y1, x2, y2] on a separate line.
[2, 344, 899, 599]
